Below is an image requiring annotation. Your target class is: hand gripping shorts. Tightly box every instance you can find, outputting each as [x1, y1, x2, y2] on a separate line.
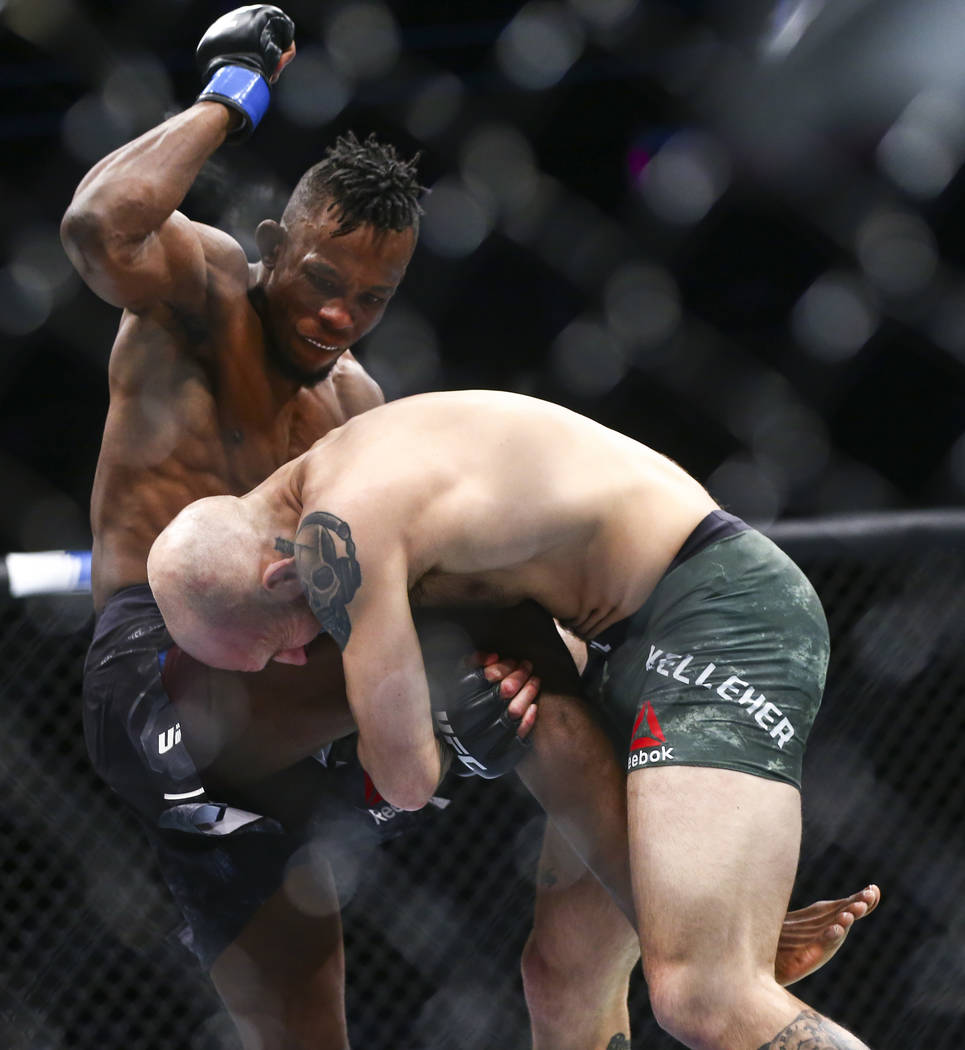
[583, 512, 830, 789]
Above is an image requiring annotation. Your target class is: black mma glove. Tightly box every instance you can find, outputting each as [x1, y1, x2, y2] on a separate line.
[195, 5, 295, 142]
[432, 667, 532, 780]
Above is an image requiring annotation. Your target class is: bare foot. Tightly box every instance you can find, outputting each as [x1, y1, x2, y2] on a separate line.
[775, 885, 881, 986]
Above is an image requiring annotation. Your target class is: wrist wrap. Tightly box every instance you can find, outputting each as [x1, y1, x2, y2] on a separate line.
[197, 65, 270, 141]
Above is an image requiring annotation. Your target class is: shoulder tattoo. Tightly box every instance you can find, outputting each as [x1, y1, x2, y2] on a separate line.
[294, 511, 362, 650]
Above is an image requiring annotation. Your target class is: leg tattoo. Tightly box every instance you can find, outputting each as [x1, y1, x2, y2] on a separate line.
[759, 1009, 869, 1049]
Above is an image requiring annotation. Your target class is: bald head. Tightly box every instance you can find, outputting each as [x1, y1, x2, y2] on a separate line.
[148, 495, 273, 670]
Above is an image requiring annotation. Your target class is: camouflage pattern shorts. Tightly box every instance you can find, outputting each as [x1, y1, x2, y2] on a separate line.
[585, 527, 829, 789]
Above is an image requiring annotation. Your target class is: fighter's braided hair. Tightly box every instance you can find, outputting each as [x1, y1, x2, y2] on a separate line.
[282, 131, 424, 236]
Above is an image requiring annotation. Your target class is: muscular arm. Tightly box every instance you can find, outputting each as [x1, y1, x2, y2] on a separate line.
[293, 509, 442, 811]
[60, 103, 235, 313]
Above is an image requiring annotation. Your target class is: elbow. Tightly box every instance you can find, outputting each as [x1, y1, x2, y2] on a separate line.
[60, 203, 143, 309]
[356, 735, 440, 812]
[377, 772, 436, 813]
[60, 205, 109, 278]
[362, 750, 438, 812]
[61, 203, 98, 257]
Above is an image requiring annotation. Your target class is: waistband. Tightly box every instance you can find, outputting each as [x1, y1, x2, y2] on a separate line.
[89, 581, 166, 648]
[665, 509, 749, 573]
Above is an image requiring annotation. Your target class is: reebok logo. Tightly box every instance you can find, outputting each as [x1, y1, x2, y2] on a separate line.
[367, 802, 404, 825]
[628, 702, 675, 769]
[627, 743, 676, 770]
[363, 772, 384, 807]
[630, 702, 666, 750]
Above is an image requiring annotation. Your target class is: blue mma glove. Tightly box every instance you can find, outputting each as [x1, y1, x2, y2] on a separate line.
[433, 667, 531, 779]
[196, 4, 295, 141]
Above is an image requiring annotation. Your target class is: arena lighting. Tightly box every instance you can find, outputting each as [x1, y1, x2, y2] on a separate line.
[324, 0, 401, 81]
[567, 0, 640, 32]
[420, 175, 496, 258]
[404, 70, 465, 140]
[705, 454, 785, 526]
[636, 129, 731, 225]
[0, 263, 53, 337]
[855, 210, 938, 298]
[275, 44, 351, 127]
[550, 316, 627, 397]
[791, 272, 879, 362]
[496, 1, 585, 90]
[357, 302, 442, 401]
[61, 91, 133, 165]
[459, 122, 540, 217]
[877, 91, 965, 199]
[758, 0, 827, 60]
[603, 262, 682, 351]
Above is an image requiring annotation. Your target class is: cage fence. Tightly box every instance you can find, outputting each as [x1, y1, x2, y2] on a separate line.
[1, 510, 964, 1049]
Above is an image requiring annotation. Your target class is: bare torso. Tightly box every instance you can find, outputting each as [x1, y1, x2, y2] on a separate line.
[293, 390, 719, 639]
[90, 225, 381, 609]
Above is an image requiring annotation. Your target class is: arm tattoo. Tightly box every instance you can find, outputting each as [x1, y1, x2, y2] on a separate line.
[758, 1009, 869, 1049]
[274, 537, 294, 556]
[294, 511, 362, 651]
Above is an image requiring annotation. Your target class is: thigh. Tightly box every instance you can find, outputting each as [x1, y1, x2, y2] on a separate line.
[531, 821, 638, 969]
[628, 765, 801, 975]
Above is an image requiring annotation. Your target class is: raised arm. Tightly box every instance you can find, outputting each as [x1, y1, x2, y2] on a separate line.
[60, 105, 234, 313]
[293, 509, 443, 811]
[60, 5, 295, 314]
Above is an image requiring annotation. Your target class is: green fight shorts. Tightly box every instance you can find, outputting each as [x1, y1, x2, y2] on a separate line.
[584, 516, 829, 789]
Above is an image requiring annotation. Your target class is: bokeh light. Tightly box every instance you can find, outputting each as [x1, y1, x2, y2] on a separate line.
[637, 130, 731, 225]
[275, 44, 352, 127]
[420, 176, 496, 258]
[496, 2, 585, 90]
[325, 1, 401, 81]
[550, 316, 627, 397]
[791, 272, 879, 361]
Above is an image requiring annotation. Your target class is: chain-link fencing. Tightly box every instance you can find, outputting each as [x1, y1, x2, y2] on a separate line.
[1, 510, 964, 1049]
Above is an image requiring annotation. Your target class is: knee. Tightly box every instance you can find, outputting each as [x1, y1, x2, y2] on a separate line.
[522, 918, 637, 1026]
[644, 959, 742, 1050]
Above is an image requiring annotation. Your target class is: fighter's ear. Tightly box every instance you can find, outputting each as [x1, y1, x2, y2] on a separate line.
[262, 556, 303, 600]
[255, 219, 285, 268]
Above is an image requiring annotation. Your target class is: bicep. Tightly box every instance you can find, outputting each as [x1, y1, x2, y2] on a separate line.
[62, 207, 208, 315]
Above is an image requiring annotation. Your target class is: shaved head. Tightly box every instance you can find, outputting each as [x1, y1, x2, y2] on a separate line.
[148, 496, 276, 670]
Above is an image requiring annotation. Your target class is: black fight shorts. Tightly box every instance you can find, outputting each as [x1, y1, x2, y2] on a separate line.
[83, 584, 447, 969]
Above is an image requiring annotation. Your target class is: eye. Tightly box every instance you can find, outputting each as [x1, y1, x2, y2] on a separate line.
[361, 292, 388, 308]
[307, 272, 336, 293]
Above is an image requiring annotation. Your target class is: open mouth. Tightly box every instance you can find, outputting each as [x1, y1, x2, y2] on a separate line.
[302, 335, 342, 352]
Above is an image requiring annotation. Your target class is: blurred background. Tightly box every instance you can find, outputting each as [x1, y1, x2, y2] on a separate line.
[5, 0, 965, 546]
[1, 1, 964, 1048]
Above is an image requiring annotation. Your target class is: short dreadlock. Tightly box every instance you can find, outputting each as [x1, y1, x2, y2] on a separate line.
[282, 131, 425, 237]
